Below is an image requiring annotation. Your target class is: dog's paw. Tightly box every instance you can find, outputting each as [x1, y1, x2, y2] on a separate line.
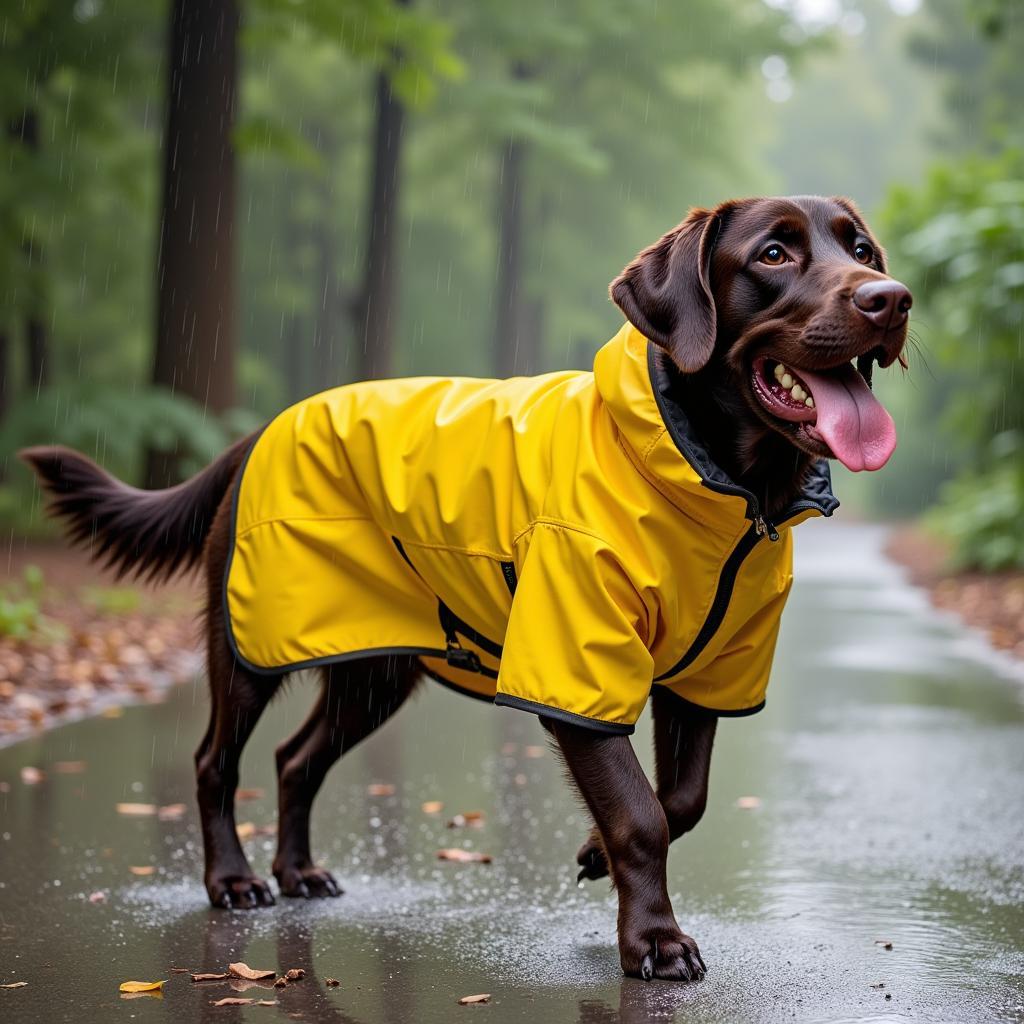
[620, 919, 705, 982]
[206, 874, 276, 910]
[274, 863, 343, 899]
[575, 835, 609, 883]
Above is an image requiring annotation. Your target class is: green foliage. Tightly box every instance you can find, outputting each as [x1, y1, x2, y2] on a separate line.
[881, 149, 1024, 565]
[0, 566, 46, 639]
[0, 387, 257, 535]
[929, 432, 1024, 571]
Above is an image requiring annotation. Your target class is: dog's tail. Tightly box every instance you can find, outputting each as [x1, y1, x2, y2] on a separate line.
[18, 433, 257, 583]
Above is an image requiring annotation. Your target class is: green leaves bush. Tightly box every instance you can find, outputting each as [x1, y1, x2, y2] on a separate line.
[883, 150, 1024, 569]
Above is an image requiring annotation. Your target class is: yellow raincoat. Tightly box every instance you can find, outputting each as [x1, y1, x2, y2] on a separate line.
[225, 324, 837, 734]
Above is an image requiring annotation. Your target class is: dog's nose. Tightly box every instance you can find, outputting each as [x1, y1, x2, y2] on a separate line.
[853, 280, 913, 328]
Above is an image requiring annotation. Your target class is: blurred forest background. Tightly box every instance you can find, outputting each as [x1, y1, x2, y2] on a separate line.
[0, 0, 1021, 569]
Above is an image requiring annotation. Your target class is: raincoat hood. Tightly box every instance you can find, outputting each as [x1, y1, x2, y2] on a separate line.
[225, 324, 838, 734]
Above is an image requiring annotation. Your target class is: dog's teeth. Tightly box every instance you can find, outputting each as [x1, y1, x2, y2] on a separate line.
[791, 384, 805, 402]
[805, 396, 814, 408]
[773, 363, 786, 381]
[780, 373, 793, 389]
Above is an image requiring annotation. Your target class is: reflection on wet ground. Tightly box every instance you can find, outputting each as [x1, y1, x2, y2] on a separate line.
[0, 521, 1022, 1023]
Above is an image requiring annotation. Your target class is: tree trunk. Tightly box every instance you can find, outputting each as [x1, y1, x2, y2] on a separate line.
[147, 0, 239, 487]
[493, 135, 526, 378]
[0, 329, 8, 423]
[14, 109, 51, 392]
[354, 6, 408, 382]
[312, 175, 342, 386]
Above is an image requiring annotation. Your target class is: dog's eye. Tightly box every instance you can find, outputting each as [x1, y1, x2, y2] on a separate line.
[759, 244, 789, 266]
[854, 242, 874, 264]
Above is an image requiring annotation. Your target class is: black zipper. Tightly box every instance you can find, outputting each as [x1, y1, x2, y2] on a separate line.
[392, 537, 505, 678]
[654, 520, 766, 682]
[654, 494, 837, 683]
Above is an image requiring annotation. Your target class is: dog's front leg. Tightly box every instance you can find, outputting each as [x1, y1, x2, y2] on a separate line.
[550, 718, 705, 982]
[576, 688, 716, 883]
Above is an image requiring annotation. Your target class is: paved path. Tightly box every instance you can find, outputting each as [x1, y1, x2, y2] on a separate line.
[0, 521, 1022, 1022]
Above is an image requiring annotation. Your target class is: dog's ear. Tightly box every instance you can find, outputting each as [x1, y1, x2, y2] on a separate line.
[609, 207, 721, 373]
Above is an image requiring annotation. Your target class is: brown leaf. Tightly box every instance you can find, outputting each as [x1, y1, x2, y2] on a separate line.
[88, 890, 106, 904]
[228, 962, 276, 981]
[735, 796, 762, 810]
[523, 745, 545, 759]
[875, 939, 894, 950]
[447, 811, 484, 829]
[53, 760, 87, 774]
[236, 788, 265, 802]
[437, 848, 492, 864]
[458, 993, 491, 1005]
[117, 802, 158, 816]
[157, 803, 187, 821]
[285, 968, 305, 981]
[191, 973, 230, 982]
[367, 782, 395, 797]
[101, 706, 124, 719]
[20, 766, 44, 785]
[129, 865, 155, 876]
[421, 800, 444, 814]
[236, 822, 275, 840]
[211, 997, 254, 1006]
[0, 982, 28, 989]
[119, 980, 165, 993]
[170, 968, 190, 974]
[273, 977, 287, 988]
[325, 978, 340, 987]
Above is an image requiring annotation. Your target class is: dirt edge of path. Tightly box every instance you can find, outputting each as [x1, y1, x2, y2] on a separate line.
[886, 524, 1024, 662]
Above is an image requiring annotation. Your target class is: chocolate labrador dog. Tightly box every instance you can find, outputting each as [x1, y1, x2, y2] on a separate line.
[21, 195, 910, 983]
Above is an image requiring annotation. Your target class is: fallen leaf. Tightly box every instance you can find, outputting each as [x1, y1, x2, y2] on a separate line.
[735, 796, 762, 810]
[421, 800, 444, 814]
[447, 810, 484, 829]
[437, 848, 492, 864]
[285, 968, 305, 981]
[875, 939, 894, 950]
[129, 865, 155, 876]
[236, 822, 275, 840]
[117, 802, 158, 816]
[20, 766, 44, 785]
[523, 745, 545, 758]
[119, 980, 166, 993]
[157, 803, 187, 820]
[53, 760, 87, 774]
[367, 782, 395, 797]
[236, 788, 265, 802]
[228, 962, 276, 981]
[88, 891, 106, 904]
[102, 706, 124, 719]
[210, 997, 253, 1006]
[255, 1002, 277, 1007]
[170, 968, 189, 974]
[325, 978, 340, 987]
[0, 982, 28, 989]
[274, 977, 287, 988]
[458, 993, 491, 1005]
[191, 973, 229, 982]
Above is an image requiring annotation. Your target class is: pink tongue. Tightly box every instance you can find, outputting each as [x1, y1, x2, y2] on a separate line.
[798, 363, 897, 472]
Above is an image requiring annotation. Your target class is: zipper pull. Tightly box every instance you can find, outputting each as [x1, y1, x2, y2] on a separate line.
[754, 514, 780, 542]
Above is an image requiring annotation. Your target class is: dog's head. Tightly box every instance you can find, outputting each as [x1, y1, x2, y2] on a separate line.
[610, 195, 911, 473]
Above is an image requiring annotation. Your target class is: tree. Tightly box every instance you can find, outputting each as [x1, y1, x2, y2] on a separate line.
[147, 0, 241, 486]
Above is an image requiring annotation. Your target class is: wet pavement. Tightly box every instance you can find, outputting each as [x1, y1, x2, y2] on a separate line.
[1, 520, 1022, 1023]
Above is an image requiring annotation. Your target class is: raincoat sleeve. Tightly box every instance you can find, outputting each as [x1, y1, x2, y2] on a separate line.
[494, 523, 654, 735]
[663, 577, 792, 715]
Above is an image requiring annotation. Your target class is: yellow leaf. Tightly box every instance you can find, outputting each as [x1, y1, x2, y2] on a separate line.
[119, 980, 165, 993]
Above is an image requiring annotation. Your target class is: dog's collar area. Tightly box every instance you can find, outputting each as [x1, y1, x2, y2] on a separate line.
[647, 344, 839, 524]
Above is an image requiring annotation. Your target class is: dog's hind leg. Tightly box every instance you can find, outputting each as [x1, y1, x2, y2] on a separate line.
[273, 655, 419, 898]
[195, 620, 282, 908]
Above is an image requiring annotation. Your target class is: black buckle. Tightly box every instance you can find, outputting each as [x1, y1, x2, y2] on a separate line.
[445, 645, 482, 673]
